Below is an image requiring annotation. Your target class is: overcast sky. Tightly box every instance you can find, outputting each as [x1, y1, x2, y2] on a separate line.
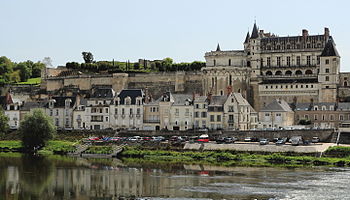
[1, 0, 350, 71]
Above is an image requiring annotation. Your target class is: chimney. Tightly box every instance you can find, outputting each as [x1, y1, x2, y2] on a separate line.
[302, 29, 309, 38]
[324, 27, 330, 39]
[144, 88, 149, 103]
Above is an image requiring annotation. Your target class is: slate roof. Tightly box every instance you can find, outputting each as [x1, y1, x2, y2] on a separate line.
[91, 88, 115, 98]
[294, 102, 336, 111]
[244, 31, 250, 43]
[209, 96, 228, 106]
[321, 37, 339, 57]
[261, 99, 293, 112]
[48, 97, 76, 108]
[172, 94, 193, 106]
[216, 43, 221, 51]
[251, 23, 259, 39]
[21, 101, 47, 111]
[118, 89, 144, 105]
[338, 103, 350, 111]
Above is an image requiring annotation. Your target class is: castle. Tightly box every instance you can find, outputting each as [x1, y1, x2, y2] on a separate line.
[203, 22, 342, 111]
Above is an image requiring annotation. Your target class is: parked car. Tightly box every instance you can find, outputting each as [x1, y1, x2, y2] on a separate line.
[224, 137, 237, 144]
[259, 138, 269, 145]
[216, 137, 226, 144]
[290, 136, 303, 146]
[244, 137, 252, 142]
[197, 134, 210, 143]
[312, 137, 320, 143]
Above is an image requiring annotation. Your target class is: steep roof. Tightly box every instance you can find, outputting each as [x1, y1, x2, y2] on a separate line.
[172, 94, 193, 106]
[244, 31, 250, 43]
[209, 96, 228, 106]
[216, 43, 221, 51]
[321, 37, 339, 57]
[261, 99, 292, 112]
[118, 89, 144, 105]
[92, 88, 115, 98]
[48, 97, 76, 108]
[250, 23, 259, 39]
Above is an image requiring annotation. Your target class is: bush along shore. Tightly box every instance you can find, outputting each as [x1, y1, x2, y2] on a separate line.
[119, 145, 350, 168]
[2, 140, 350, 168]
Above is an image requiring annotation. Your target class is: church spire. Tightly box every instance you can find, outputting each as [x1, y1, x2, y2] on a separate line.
[244, 31, 250, 43]
[251, 22, 259, 39]
[216, 43, 221, 51]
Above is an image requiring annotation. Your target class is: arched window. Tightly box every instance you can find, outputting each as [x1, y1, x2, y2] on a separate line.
[285, 70, 292, 76]
[275, 71, 282, 76]
[295, 70, 302, 75]
[305, 70, 313, 75]
[266, 71, 273, 76]
[344, 81, 348, 87]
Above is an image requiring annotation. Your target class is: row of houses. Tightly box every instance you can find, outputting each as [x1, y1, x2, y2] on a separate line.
[2, 88, 350, 131]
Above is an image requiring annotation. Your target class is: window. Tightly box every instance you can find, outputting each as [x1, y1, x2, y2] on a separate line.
[277, 57, 281, 66]
[195, 112, 200, 118]
[296, 56, 301, 66]
[267, 57, 271, 66]
[217, 115, 221, 122]
[210, 115, 215, 122]
[307, 56, 311, 66]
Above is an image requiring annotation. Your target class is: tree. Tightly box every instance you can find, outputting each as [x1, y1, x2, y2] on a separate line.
[31, 62, 45, 78]
[19, 109, 56, 152]
[82, 52, 94, 63]
[0, 108, 9, 135]
[15, 63, 32, 82]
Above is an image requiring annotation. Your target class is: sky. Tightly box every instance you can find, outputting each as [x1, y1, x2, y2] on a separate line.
[1, 0, 350, 71]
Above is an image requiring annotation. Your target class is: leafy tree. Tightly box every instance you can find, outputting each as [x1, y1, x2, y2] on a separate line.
[31, 62, 45, 78]
[0, 108, 9, 135]
[82, 52, 94, 63]
[19, 109, 56, 152]
[15, 63, 32, 82]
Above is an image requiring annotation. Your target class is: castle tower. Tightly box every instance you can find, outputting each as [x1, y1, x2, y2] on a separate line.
[318, 35, 340, 102]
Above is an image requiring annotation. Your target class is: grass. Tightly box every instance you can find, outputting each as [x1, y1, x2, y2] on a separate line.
[85, 146, 113, 154]
[0, 140, 23, 151]
[38, 140, 77, 155]
[16, 77, 41, 85]
[120, 146, 350, 168]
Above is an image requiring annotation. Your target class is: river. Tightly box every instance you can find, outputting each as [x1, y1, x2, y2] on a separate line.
[0, 154, 349, 200]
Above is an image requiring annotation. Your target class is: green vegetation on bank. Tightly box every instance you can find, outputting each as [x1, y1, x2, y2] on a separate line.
[120, 146, 350, 168]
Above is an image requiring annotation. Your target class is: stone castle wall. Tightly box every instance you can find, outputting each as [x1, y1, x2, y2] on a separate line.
[46, 71, 203, 98]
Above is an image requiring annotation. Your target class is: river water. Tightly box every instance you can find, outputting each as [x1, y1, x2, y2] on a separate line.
[0, 155, 349, 200]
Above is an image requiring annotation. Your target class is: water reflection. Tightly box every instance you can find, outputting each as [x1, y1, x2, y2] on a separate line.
[0, 155, 349, 200]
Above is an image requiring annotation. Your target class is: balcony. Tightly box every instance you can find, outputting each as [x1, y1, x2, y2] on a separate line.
[144, 120, 160, 124]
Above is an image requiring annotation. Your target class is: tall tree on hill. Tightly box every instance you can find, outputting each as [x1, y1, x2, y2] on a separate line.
[82, 52, 94, 63]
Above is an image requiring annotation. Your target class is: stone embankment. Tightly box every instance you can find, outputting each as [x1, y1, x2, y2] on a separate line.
[184, 142, 335, 154]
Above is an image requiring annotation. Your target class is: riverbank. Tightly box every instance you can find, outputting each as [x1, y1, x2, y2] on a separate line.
[2, 139, 350, 168]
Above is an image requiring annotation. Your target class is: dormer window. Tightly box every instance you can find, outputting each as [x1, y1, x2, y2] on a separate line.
[125, 97, 131, 105]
